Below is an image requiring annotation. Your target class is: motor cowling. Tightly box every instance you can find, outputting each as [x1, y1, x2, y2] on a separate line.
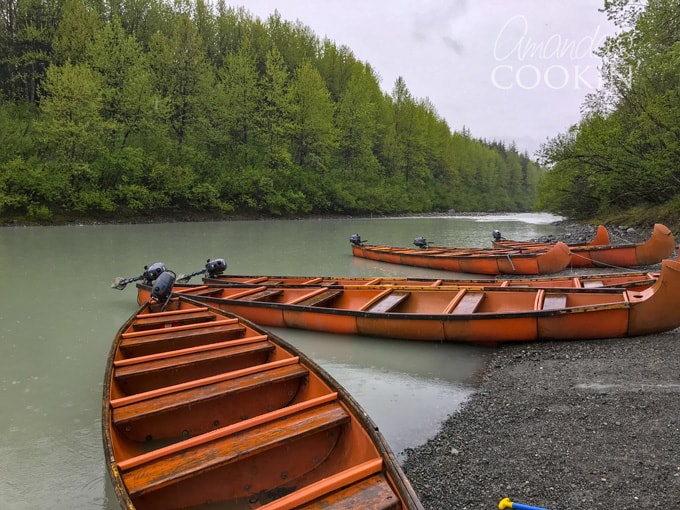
[349, 234, 365, 246]
[413, 237, 429, 249]
[205, 258, 227, 277]
[143, 262, 167, 285]
[493, 230, 502, 241]
[151, 271, 175, 302]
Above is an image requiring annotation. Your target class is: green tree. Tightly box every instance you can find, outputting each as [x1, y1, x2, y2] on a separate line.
[4, 0, 62, 103]
[258, 46, 293, 170]
[148, 12, 213, 151]
[287, 59, 336, 171]
[38, 60, 105, 162]
[52, 0, 100, 65]
[335, 64, 381, 178]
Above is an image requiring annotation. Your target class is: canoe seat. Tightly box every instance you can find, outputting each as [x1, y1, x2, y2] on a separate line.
[296, 289, 344, 307]
[119, 401, 350, 497]
[449, 291, 484, 314]
[367, 292, 410, 313]
[174, 287, 225, 298]
[582, 280, 604, 288]
[120, 320, 248, 357]
[114, 337, 274, 393]
[112, 362, 309, 436]
[131, 309, 216, 331]
[237, 289, 284, 302]
[543, 294, 568, 310]
[291, 472, 400, 510]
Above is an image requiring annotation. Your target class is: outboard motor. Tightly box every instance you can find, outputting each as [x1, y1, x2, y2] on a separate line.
[349, 234, 365, 246]
[143, 262, 167, 285]
[205, 258, 227, 277]
[151, 271, 176, 303]
[492, 230, 503, 242]
[413, 237, 429, 249]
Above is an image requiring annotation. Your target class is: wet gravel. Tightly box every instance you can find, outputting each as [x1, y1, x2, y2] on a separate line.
[401, 223, 680, 510]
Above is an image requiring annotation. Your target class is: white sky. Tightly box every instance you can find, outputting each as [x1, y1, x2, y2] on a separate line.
[235, 1, 616, 156]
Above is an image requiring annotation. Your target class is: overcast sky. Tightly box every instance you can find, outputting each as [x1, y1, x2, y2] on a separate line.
[236, 1, 616, 156]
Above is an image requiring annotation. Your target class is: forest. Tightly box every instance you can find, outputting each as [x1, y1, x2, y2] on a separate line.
[538, 0, 680, 225]
[0, 0, 542, 223]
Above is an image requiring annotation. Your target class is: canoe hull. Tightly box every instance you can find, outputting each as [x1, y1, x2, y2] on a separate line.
[103, 297, 424, 509]
[351, 241, 572, 275]
[138, 257, 680, 345]
[495, 223, 675, 268]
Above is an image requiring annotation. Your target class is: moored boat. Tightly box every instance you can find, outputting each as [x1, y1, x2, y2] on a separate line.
[103, 289, 424, 509]
[201, 270, 661, 290]
[349, 235, 572, 275]
[492, 223, 675, 268]
[135, 256, 680, 346]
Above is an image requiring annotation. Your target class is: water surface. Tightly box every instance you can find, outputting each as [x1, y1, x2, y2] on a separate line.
[0, 213, 563, 509]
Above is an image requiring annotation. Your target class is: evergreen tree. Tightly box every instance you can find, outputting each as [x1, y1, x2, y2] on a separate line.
[287, 59, 336, 171]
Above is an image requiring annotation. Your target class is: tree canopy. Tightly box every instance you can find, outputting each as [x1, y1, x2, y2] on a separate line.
[0, 0, 543, 222]
[538, 0, 680, 222]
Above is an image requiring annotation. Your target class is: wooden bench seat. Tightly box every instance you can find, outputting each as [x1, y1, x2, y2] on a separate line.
[131, 308, 216, 331]
[120, 401, 350, 497]
[292, 473, 399, 510]
[448, 291, 484, 314]
[366, 291, 410, 313]
[114, 336, 274, 393]
[112, 361, 309, 440]
[582, 280, 604, 288]
[236, 289, 284, 302]
[294, 289, 344, 307]
[543, 293, 568, 310]
[120, 320, 247, 357]
[173, 286, 226, 298]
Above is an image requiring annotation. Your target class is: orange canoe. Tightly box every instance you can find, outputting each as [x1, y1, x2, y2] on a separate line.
[136, 256, 680, 346]
[115, 259, 662, 292]
[103, 294, 424, 510]
[349, 238, 572, 275]
[492, 223, 675, 268]
[201, 270, 661, 291]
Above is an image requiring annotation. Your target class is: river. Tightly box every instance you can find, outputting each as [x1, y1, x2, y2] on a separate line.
[0, 212, 563, 509]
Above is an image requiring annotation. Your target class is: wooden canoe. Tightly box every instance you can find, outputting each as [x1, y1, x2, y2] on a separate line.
[349, 239, 572, 275]
[103, 294, 424, 510]
[136, 256, 680, 346]
[492, 223, 675, 268]
[198, 269, 661, 290]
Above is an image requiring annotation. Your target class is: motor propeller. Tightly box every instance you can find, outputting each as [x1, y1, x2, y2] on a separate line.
[111, 262, 167, 290]
[177, 258, 227, 283]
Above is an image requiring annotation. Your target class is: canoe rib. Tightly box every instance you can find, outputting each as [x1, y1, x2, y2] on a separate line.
[112, 362, 309, 435]
[120, 320, 247, 357]
[131, 308, 216, 330]
[114, 337, 274, 392]
[120, 401, 350, 497]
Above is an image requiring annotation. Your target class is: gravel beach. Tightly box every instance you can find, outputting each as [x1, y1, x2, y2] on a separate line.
[401, 224, 680, 510]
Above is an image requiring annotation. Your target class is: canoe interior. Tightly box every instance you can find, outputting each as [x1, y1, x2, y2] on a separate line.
[103, 297, 423, 510]
[166, 284, 631, 315]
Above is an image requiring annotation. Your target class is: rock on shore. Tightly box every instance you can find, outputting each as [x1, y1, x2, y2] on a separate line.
[401, 224, 680, 509]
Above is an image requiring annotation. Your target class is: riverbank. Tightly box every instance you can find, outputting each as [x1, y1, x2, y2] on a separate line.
[401, 332, 680, 509]
[401, 226, 680, 510]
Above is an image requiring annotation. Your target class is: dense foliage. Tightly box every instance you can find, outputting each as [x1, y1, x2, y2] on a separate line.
[0, 0, 542, 222]
[538, 0, 680, 222]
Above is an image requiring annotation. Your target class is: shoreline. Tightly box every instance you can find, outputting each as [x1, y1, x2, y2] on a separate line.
[401, 332, 680, 509]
